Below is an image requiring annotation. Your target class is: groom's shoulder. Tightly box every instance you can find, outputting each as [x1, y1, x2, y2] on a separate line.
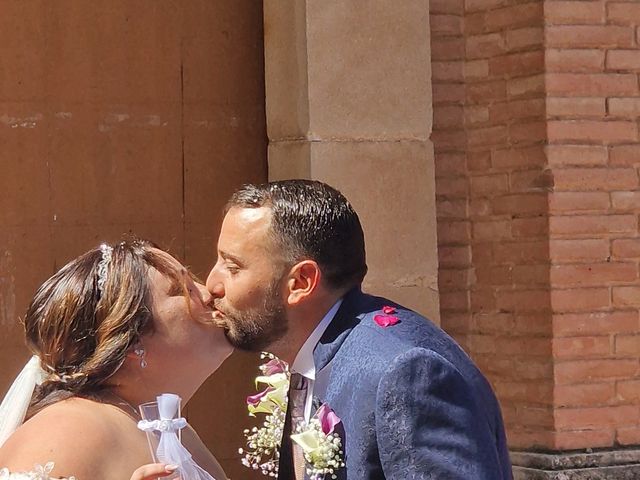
[343, 291, 475, 370]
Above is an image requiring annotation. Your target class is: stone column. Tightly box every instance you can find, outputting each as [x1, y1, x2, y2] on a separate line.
[263, 0, 439, 320]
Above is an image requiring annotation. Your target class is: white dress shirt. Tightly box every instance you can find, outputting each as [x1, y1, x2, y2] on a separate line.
[290, 299, 343, 421]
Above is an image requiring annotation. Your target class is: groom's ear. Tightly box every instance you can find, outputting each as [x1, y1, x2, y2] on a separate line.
[286, 260, 321, 305]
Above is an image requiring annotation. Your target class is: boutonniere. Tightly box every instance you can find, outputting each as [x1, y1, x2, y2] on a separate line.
[239, 353, 289, 477]
[291, 404, 345, 480]
[374, 305, 400, 327]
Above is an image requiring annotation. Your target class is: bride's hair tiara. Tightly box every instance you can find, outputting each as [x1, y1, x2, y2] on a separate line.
[97, 243, 113, 294]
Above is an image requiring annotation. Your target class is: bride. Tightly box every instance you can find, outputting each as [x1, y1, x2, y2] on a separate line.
[0, 239, 233, 479]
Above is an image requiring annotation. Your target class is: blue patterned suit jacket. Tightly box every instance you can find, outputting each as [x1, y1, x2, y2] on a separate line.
[308, 288, 512, 479]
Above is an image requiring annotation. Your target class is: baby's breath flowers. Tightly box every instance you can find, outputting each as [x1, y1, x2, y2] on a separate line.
[239, 353, 289, 477]
[291, 404, 345, 480]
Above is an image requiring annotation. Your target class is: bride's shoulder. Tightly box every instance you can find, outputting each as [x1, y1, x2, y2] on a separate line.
[0, 398, 136, 477]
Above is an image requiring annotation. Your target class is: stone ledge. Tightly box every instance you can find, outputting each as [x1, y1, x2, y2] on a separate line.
[511, 449, 640, 480]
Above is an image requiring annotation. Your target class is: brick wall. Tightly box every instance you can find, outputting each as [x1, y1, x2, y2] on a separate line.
[546, 0, 640, 450]
[432, 0, 640, 453]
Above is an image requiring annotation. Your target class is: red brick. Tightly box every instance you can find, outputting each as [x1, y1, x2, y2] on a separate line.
[546, 25, 634, 48]
[613, 286, 640, 307]
[554, 430, 615, 450]
[506, 27, 544, 51]
[553, 311, 640, 336]
[465, 106, 490, 125]
[489, 51, 545, 76]
[555, 359, 639, 384]
[551, 287, 610, 312]
[430, 0, 464, 15]
[552, 168, 638, 191]
[550, 214, 637, 235]
[473, 312, 516, 334]
[438, 268, 472, 290]
[466, 150, 491, 171]
[473, 220, 512, 241]
[437, 198, 468, 219]
[466, 33, 506, 59]
[465, 0, 508, 13]
[494, 381, 553, 404]
[611, 192, 640, 211]
[435, 152, 466, 178]
[486, 3, 543, 31]
[467, 125, 508, 147]
[432, 61, 464, 82]
[617, 380, 640, 402]
[494, 240, 549, 263]
[439, 245, 472, 268]
[555, 383, 615, 407]
[495, 337, 552, 356]
[555, 405, 638, 429]
[606, 49, 640, 70]
[490, 99, 545, 123]
[431, 37, 465, 61]
[440, 290, 471, 312]
[608, 2, 640, 24]
[512, 217, 548, 238]
[492, 145, 546, 169]
[467, 80, 507, 104]
[470, 174, 508, 195]
[612, 239, 640, 259]
[546, 73, 638, 97]
[549, 192, 610, 212]
[546, 145, 608, 167]
[510, 430, 555, 450]
[436, 176, 468, 197]
[469, 198, 492, 217]
[610, 144, 640, 166]
[438, 219, 471, 244]
[510, 169, 553, 192]
[548, 120, 638, 143]
[431, 14, 463, 36]
[497, 289, 551, 312]
[470, 287, 497, 312]
[432, 130, 467, 151]
[608, 98, 640, 119]
[617, 427, 640, 446]
[434, 105, 465, 129]
[474, 264, 513, 285]
[433, 83, 465, 103]
[508, 74, 545, 98]
[550, 238, 610, 262]
[546, 49, 605, 72]
[509, 121, 547, 144]
[615, 334, 640, 356]
[547, 97, 606, 118]
[553, 336, 611, 359]
[464, 60, 489, 79]
[551, 263, 637, 287]
[545, 1, 605, 25]
[492, 193, 548, 215]
[464, 12, 487, 36]
[512, 264, 549, 286]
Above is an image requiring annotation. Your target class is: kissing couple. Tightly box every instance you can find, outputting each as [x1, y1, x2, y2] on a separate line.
[0, 180, 512, 480]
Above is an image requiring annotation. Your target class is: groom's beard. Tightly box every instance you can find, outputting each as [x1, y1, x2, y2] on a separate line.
[213, 282, 288, 351]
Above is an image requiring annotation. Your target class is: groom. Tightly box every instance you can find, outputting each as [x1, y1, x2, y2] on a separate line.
[206, 180, 512, 479]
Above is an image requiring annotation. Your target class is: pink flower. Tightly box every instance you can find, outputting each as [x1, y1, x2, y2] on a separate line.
[262, 359, 285, 376]
[247, 387, 273, 406]
[374, 314, 400, 327]
[382, 305, 396, 315]
[316, 404, 341, 435]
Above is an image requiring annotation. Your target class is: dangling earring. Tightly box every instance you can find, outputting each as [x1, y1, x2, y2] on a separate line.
[134, 344, 148, 368]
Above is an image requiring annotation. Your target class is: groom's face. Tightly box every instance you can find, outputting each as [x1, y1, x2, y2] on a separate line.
[206, 206, 289, 351]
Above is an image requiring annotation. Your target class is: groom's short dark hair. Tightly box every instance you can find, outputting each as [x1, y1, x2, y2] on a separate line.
[226, 179, 368, 291]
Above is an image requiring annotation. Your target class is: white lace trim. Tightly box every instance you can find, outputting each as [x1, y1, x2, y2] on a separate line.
[0, 463, 75, 480]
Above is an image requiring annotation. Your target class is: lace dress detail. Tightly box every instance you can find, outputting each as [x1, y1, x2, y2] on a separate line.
[0, 463, 75, 480]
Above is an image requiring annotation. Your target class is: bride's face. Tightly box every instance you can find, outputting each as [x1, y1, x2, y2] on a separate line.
[142, 249, 233, 376]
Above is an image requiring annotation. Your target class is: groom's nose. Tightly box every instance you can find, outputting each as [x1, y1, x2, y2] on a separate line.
[206, 266, 224, 298]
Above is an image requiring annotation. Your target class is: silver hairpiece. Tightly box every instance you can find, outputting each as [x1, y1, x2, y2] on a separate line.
[97, 244, 113, 293]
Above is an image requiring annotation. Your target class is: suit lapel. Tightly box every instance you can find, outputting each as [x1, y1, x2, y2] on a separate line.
[312, 287, 369, 372]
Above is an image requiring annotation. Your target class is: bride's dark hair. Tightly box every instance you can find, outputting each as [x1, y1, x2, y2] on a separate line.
[24, 238, 182, 414]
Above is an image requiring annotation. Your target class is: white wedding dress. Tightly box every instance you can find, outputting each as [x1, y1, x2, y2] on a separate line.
[0, 463, 75, 480]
